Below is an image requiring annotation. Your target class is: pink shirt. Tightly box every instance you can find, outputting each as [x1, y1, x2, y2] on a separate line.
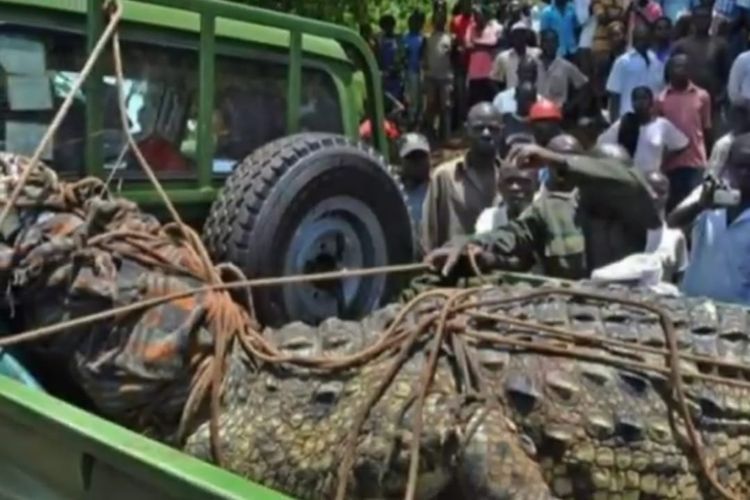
[656, 82, 712, 170]
[465, 20, 502, 80]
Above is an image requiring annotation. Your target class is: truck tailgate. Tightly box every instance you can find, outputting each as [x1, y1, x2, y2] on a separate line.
[0, 375, 290, 500]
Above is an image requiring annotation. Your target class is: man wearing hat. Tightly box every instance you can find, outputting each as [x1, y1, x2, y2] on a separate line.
[527, 98, 565, 190]
[398, 132, 432, 241]
[528, 98, 564, 146]
[672, 133, 750, 304]
[490, 21, 540, 91]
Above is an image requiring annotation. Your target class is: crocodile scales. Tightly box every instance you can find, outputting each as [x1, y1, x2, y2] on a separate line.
[184, 283, 750, 499]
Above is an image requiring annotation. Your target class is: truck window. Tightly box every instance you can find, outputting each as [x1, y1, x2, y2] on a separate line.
[100, 39, 198, 176]
[0, 26, 87, 174]
[212, 57, 343, 174]
[213, 54, 287, 173]
[299, 68, 343, 134]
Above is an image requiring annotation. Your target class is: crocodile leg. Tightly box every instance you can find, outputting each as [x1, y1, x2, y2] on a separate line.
[457, 405, 555, 499]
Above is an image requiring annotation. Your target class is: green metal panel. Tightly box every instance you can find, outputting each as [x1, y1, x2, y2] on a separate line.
[197, 13, 216, 189]
[85, 0, 105, 178]
[0, 376, 291, 499]
[3, 0, 85, 12]
[286, 30, 302, 134]
[2, 0, 349, 62]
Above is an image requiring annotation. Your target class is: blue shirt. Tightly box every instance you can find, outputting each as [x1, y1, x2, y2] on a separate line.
[403, 33, 424, 74]
[713, 0, 742, 18]
[660, 0, 699, 21]
[377, 35, 400, 73]
[681, 207, 750, 305]
[540, 3, 579, 57]
[404, 182, 428, 228]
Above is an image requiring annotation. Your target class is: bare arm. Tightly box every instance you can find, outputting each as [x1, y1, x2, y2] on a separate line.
[508, 144, 661, 230]
[667, 183, 710, 228]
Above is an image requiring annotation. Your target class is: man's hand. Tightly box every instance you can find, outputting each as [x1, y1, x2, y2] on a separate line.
[508, 144, 568, 170]
[424, 239, 490, 277]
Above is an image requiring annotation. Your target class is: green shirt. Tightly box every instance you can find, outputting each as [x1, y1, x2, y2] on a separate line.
[472, 156, 661, 280]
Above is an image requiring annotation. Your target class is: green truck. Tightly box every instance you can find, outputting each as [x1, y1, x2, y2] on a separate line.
[0, 0, 415, 497]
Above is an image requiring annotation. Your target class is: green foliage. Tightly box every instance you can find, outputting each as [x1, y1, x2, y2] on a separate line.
[243, 0, 438, 29]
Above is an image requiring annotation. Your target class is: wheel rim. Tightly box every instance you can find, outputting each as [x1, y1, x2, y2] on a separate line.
[282, 196, 388, 324]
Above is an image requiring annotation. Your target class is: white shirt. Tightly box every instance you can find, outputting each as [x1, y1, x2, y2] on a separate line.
[531, 4, 543, 32]
[644, 224, 689, 283]
[591, 223, 688, 289]
[596, 117, 689, 173]
[475, 202, 509, 234]
[490, 47, 541, 88]
[728, 51, 750, 106]
[574, 0, 597, 49]
[682, 207, 750, 304]
[708, 132, 734, 177]
[679, 133, 734, 209]
[493, 88, 518, 114]
[425, 31, 454, 80]
[606, 49, 664, 117]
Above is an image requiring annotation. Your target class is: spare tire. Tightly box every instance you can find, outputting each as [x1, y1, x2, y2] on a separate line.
[203, 133, 415, 327]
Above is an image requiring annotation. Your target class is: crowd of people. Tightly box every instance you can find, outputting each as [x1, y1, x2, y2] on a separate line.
[375, 0, 750, 305]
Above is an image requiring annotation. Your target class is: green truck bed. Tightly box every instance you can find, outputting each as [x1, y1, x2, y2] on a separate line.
[0, 364, 289, 500]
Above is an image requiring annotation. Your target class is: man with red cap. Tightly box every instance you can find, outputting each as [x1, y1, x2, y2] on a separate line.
[425, 141, 661, 280]
[527, 98, 565, 190]
[528, 98, 564, 146]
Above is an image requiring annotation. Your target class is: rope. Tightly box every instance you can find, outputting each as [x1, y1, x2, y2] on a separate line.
[0, 263, 429, 348]
[110, 29, 217, 284]
[404, 287, 479, 500]
[461, 287, 739, 500]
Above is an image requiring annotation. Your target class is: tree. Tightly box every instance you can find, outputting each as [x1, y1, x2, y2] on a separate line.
[238, 0, 435, 29]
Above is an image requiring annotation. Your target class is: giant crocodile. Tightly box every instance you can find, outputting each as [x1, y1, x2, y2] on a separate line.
[183, 283, 750, 499]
